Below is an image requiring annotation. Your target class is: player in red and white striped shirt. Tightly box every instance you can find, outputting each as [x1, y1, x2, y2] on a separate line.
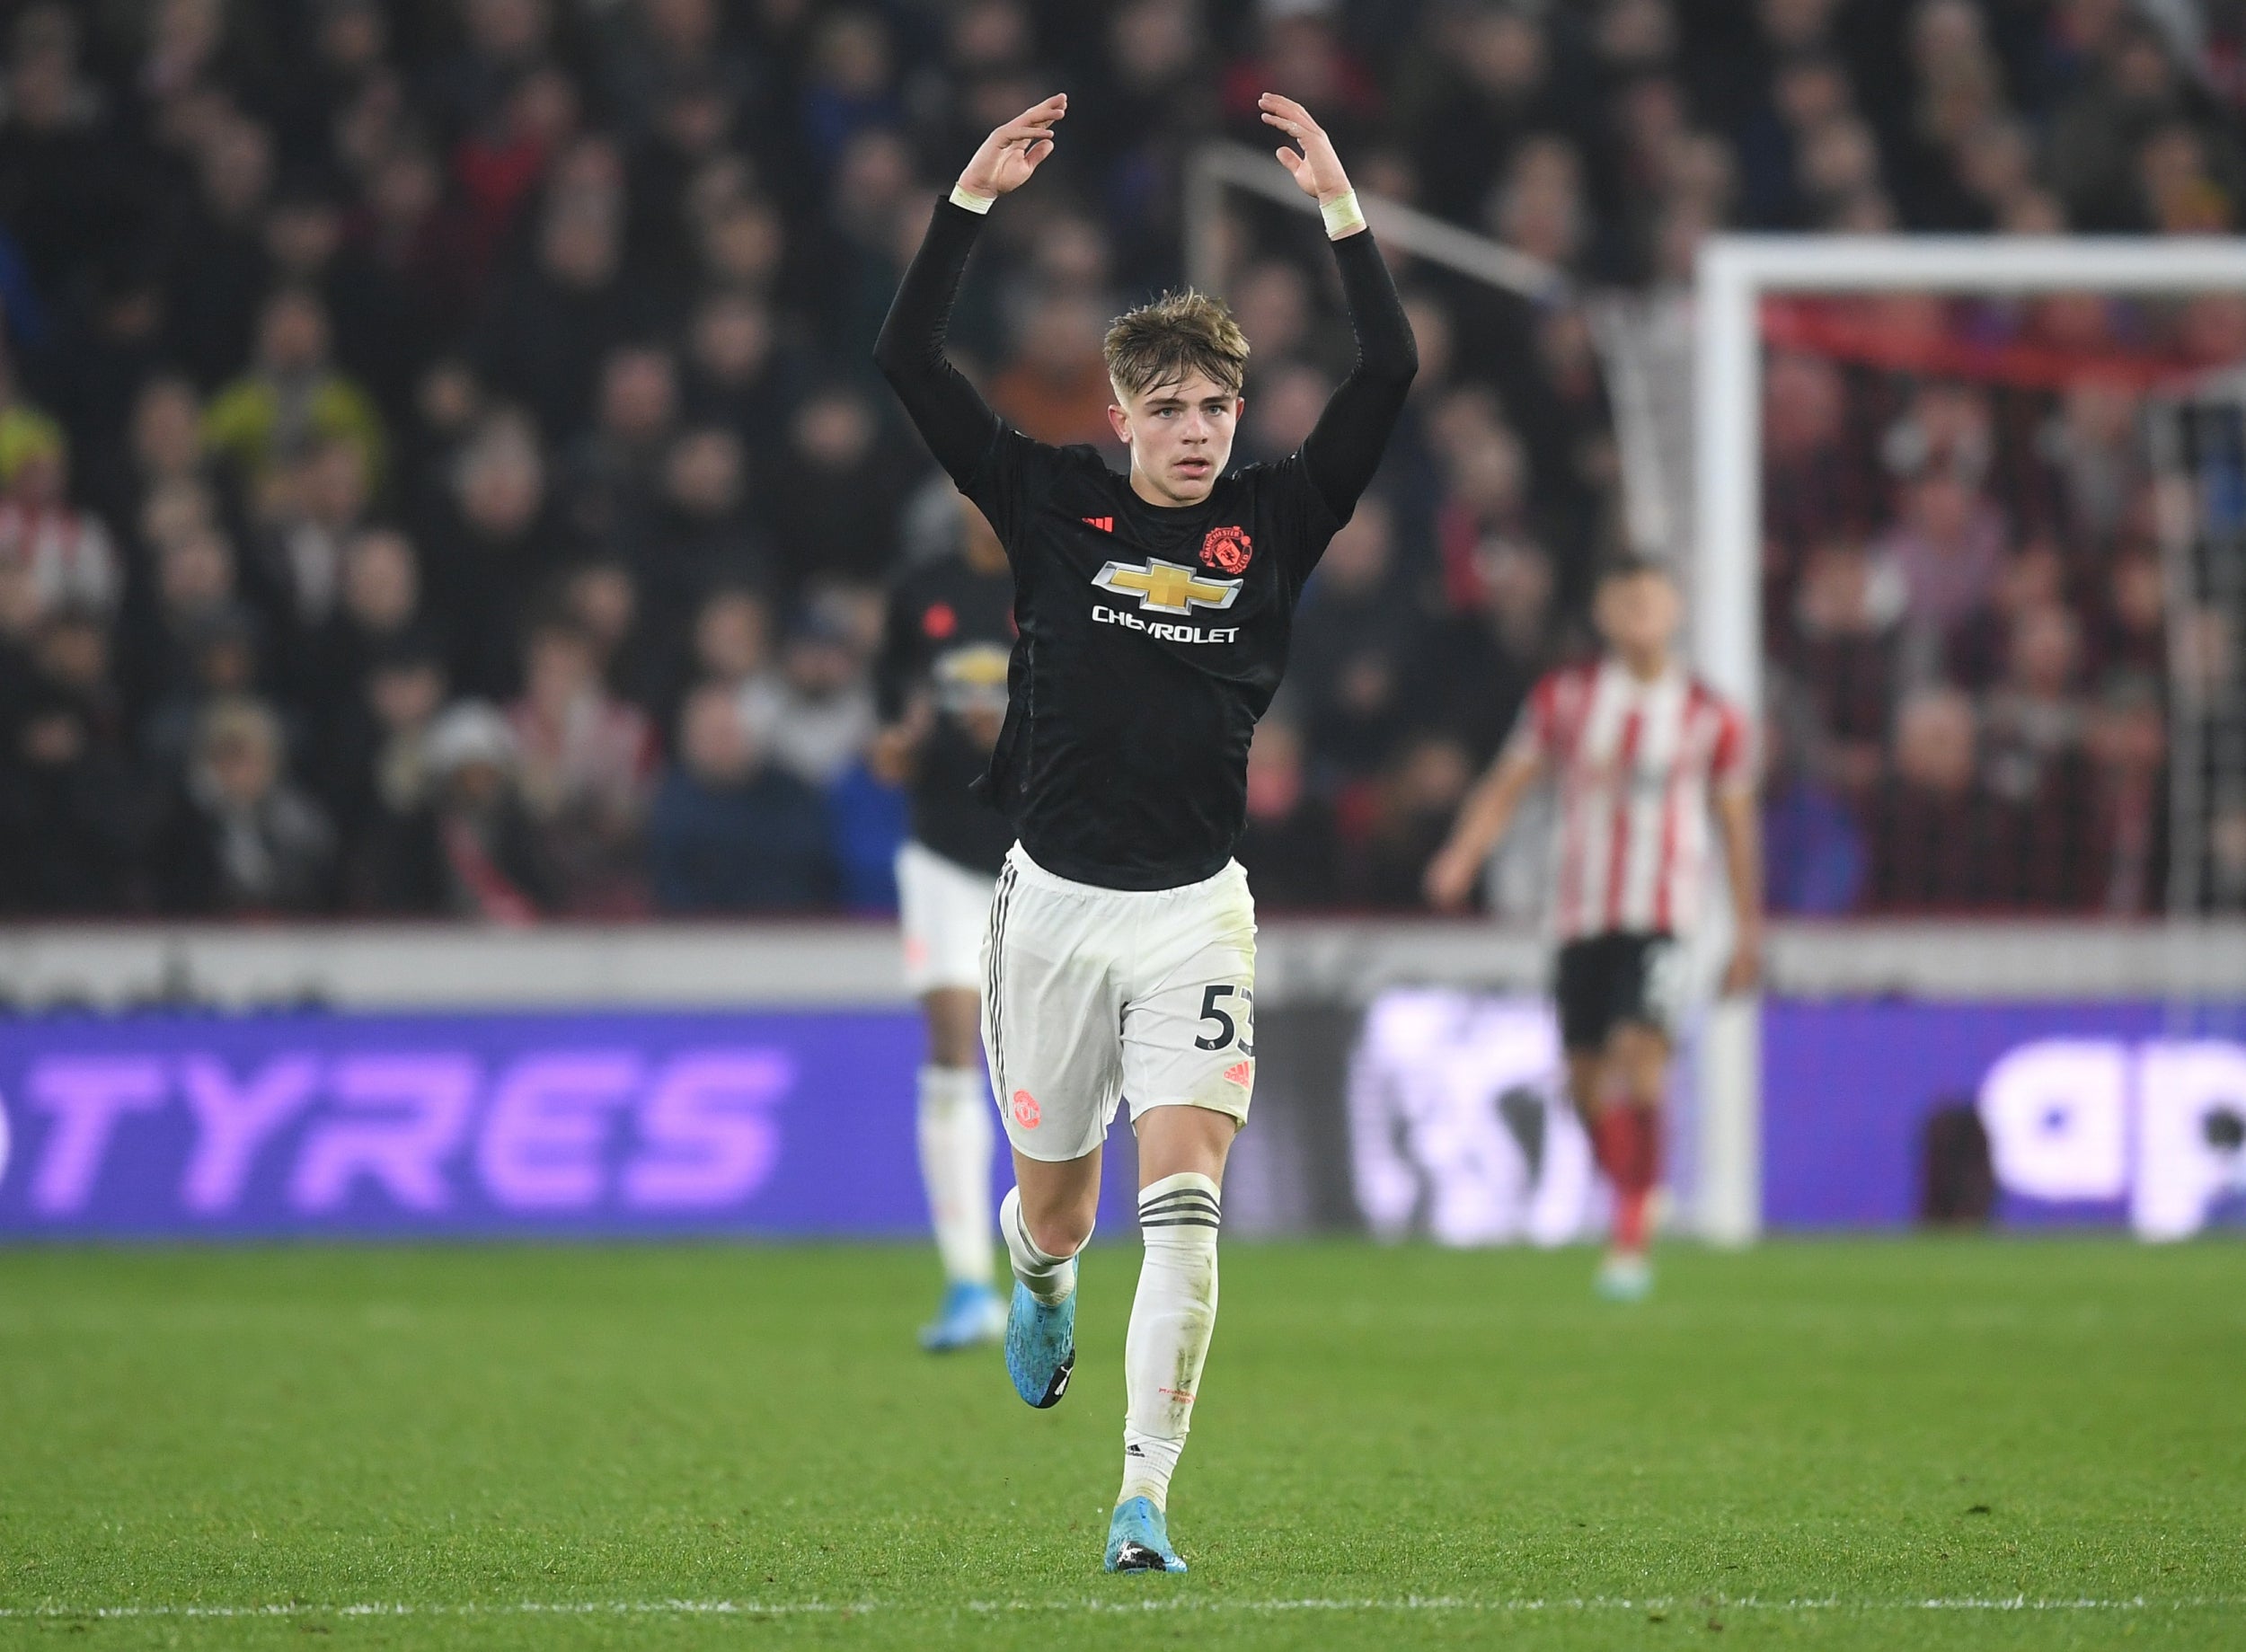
[1426, 556, 1763, 1299]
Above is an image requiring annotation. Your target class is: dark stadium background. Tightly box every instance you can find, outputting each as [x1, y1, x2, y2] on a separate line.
[1, 4, 2242, 1641]
[4, 0, 2235, 923]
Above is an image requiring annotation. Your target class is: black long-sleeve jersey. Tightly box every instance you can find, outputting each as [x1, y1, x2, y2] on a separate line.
[874, 548, 1018, 876]
[875, 198, 1415, 891]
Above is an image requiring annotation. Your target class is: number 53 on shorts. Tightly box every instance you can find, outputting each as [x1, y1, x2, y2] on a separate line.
[981, 852, 1259, 1162]
[1118, 966, 1257, 1133]
[1192, 985, 1255, 1056]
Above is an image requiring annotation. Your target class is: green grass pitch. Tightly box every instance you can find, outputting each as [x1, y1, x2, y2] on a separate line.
[1, 1240, 2239, 1649]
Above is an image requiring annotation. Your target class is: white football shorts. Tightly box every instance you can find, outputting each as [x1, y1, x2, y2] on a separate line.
[896, 840, 998, 995]
[980, 844, 1258, 1162]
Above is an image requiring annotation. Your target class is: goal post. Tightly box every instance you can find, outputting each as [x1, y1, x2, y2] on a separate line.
[1181, 141, 1566, 306]
[1182, 143, 1736, 1241]
[1184, 140, 1684, 568]
[1692, 234, 2246, 1245]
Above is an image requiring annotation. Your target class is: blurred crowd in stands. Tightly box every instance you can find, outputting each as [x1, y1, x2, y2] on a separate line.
[1758, 325, 2199, 917]
[0, 0, 2236, 921]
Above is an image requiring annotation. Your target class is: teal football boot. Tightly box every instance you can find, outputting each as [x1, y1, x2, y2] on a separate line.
[1104, 1497, 1187, 1573]
[1003, 1279, 1075, 1407]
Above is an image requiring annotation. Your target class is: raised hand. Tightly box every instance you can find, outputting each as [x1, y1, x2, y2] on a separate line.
[958, 93, 1066, 199]
[1721, 932, 1764, 996]
[1422, 844, 1480, 913]
[1260, 92, 1353, 207]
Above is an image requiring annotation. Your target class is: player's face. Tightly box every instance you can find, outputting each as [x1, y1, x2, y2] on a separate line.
[1110, 370, 1241, 507]
[1594, 570, 1681, 661]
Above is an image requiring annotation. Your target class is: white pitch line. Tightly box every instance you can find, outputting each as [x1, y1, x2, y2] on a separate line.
[0, 1595, 2237, 1621]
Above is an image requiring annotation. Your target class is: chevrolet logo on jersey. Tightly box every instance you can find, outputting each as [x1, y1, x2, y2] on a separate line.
[933, 640, 1011, 716]
[1092, 557, 1242, 615]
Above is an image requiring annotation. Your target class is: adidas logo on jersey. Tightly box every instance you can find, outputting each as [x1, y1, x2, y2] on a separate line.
[1082, 516, 1113, 532]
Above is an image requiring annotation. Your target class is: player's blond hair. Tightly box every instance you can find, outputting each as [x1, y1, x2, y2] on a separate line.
[1103, 289, 1250, 399]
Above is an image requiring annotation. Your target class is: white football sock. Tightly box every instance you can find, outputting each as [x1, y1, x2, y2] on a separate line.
[999, 1184, 1082, 1304]
[916, 1065, 996, 1286]
[1119, 1171, 1222, 1512]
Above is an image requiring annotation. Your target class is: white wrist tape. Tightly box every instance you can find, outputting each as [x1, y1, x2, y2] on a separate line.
[950, 183, 995, 215]
[1320, 190, 1366, 238]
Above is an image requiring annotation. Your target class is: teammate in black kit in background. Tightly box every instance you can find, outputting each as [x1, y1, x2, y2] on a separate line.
[871, 493, 1018, 1351]
[875, 91, 1413, 1573]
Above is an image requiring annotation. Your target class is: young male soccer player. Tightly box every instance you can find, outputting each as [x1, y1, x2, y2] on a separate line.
[875, 91, 1413, 1572]
[1425, 556, 1763, 1301]
[871, 493, 1017, 1351]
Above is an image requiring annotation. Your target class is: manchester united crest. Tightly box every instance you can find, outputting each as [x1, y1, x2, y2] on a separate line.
[1199, 524, 1252, 575]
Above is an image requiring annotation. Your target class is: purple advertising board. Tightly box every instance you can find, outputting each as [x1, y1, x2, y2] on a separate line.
[1336, 992, 2246, 1243]
[1763, 1001, 2246, 1236]
[0, 1011, 1142, 1240]
[4, 1001, 2239, 1240]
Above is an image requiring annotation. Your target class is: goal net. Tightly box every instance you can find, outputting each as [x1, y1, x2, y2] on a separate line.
[2148, 375, 2246, 933]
